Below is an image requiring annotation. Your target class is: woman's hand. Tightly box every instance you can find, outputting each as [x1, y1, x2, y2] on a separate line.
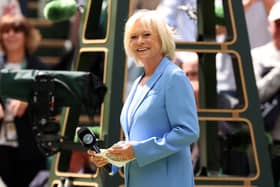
[0, 105, 4, 119]
[7, 99, 28, 117]
[88, 150, 109, 167]
[108, 142, 135, 161]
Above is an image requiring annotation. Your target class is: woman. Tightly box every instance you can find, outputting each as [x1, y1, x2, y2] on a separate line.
[89, 9, 199, 187]
[0, 14, 49, 187]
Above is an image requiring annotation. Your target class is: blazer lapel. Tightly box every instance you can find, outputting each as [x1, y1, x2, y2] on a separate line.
[128, 57, 170, 132]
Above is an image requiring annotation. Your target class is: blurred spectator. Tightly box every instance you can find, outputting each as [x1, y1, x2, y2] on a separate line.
[214, 0, 278, 178]
[0, 14, 49, 187]
[215, 1, 252, 177]
[175, 52, 199, 106]
[251, 2, 280, 186]
[157, 0, 197, 42]
[175, 52, 200, 174]
[243, 0, 275, 49]
[0, 0, 22, 16]
[215, 0, 276, 97]
[0, 0, 22, 63]
[157, 0, 197, 75]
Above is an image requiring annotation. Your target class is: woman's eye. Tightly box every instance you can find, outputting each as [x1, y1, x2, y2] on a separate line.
[130, 35, 137, 40]
[143, 33, 151, 37]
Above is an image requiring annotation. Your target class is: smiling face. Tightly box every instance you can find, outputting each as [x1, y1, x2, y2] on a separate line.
[128, 20, 163, 65]
[1, 24, 26, 54]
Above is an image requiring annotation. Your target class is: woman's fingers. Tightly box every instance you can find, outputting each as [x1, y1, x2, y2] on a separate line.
[88, 150, 109, 167]
[108, 142, 135, 161]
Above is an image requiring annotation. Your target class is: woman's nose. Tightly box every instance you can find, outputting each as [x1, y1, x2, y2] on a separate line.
[137, 36, 144, 44]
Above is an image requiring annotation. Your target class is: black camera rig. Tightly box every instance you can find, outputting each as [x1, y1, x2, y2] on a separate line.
[0, 69, 107, 156]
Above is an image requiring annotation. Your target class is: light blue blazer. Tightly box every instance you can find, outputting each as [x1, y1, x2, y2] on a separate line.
[120, 57, 200, 187]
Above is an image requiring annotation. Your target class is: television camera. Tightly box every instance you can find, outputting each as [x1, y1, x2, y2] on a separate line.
[0, 69, 107, 156]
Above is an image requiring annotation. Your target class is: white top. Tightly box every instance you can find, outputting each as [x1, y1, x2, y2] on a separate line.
[157, 0, 197, 42]
[0, 63, 21, 147]
[216, 33, 236, 92]
[252, 42, 280, 102]
[127, 83, 144, 127]
[251, 42, 280, 141]
[245, 1, 271, 49]
[0, 0, 22, 16]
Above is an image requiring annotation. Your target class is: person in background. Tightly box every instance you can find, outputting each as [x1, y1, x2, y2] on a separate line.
[178, 52, 200, 106]
[215, 24, 251, 177]
[0, 0, 21, 16]
[157, 0, 197, 78]
[174, 51, 200, 174]
[0, 0, 22, 62]
[0, 14, 49, 187]
[156, 0, 197, 42]
[88, 9, 199, 187]
[243, 0, 275, 49]
[214, 0, 276, 99]
[251, 2, 280, 186]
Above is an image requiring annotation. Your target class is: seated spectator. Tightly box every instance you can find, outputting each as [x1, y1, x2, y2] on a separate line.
[174, 51, 200, 174]
[0, 14, 49, 187]
[251, 2, 280, 186]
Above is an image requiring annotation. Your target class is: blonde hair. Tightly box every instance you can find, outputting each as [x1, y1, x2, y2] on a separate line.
[0, 14, 41, 54]
[123, 9, 175, 66]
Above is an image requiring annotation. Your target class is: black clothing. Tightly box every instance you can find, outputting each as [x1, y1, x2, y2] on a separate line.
[0, 55, 49, 187]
